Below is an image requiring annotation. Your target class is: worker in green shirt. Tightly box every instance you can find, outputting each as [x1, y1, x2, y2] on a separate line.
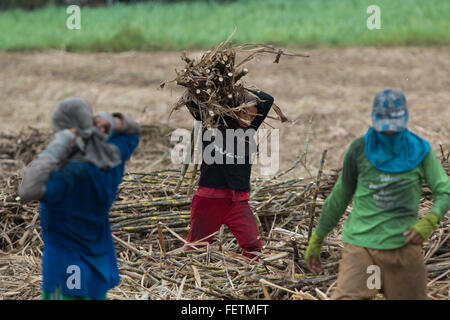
[305, 89, 449, 299]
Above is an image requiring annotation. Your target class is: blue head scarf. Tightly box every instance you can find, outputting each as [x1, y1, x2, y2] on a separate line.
[364, 89, 431, 173]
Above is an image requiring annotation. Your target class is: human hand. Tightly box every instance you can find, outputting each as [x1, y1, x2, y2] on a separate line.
[113, 115, 123, 131]
[112, 112, 139, 134]
[403, 230, 424, 245]
[305, 231, 325, 274]
[308, 256, 322, 275]
[403, 213, 439, 245]
[95, 112, 117, 134]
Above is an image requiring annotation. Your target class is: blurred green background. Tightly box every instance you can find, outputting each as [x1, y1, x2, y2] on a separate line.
[1, 0, 449, 51]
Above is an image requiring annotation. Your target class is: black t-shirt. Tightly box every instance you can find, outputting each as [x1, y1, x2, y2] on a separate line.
[186, 90, 274, 192]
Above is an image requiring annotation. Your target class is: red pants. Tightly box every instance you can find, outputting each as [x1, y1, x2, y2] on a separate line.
[186, 193, 262, 259]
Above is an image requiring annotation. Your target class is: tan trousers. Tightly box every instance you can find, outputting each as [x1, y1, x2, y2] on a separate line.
[331, 243, 427, 300]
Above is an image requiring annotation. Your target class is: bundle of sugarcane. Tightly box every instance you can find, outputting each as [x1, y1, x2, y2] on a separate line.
[161, 36, 309, 127]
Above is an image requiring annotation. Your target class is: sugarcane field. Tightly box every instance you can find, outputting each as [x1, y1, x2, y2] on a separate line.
[0, 0, 449, 305]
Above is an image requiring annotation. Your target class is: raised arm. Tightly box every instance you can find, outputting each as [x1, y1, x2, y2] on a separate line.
[185, 91, 273, 128]
[96, 112, 141, 136]
[19, 129, 76, 202]
[185, 101, 202, 121]
[248, 90, 274, 130]
[97, 112, 141, 162]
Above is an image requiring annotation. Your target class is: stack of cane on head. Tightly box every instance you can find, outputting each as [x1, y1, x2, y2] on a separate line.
[161, 35, 310, 127]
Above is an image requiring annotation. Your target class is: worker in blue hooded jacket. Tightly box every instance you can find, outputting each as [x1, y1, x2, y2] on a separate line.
[19, 97, 140, 300]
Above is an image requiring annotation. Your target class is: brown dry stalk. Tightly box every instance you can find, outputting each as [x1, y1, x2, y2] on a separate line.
[162, 37, 309, 127]
[1, 127, 448, 300]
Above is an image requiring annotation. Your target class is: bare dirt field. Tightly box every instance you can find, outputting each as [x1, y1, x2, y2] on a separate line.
[1, 47, 449, 175]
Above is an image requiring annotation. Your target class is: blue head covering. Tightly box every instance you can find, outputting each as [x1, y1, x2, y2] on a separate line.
[364, 89, 431, 173]
[371, 89, 409, 132]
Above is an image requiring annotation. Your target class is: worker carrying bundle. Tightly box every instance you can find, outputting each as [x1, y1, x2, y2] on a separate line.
[19, 97, 140, 300]
[184, 89, 274, 259]
[164, 40, 308, 259]
[305, 89, 449, 299]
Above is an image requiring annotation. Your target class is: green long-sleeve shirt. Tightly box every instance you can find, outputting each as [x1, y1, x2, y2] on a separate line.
[315, 137, 450, 250]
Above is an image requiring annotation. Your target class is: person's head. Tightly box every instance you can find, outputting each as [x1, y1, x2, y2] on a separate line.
[50, 97, 122, 169]
[51, 97, 94, 132]
[371, 89, 408, 134]
[51, 97, 110, 134]
[235, 93, 258, 128]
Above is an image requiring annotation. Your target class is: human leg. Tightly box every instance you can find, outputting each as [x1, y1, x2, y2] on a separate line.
[223, 200, 262, 259]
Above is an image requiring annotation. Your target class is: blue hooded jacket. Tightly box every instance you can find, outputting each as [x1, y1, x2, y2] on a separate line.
[39, 132, 139, 299]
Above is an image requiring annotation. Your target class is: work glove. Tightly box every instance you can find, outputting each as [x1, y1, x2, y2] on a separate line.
[304, 231, 325, 262]
[38, 129, 76, 162]
[410, 212, 440, 241]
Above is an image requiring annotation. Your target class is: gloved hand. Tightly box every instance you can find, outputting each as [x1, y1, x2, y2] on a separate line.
[305, 231, 325, 275]
[38, 129, 76, 162]
[305, 231, 325, 261]
[404, 212, 440, 244]
[96, 112, 117, 134]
